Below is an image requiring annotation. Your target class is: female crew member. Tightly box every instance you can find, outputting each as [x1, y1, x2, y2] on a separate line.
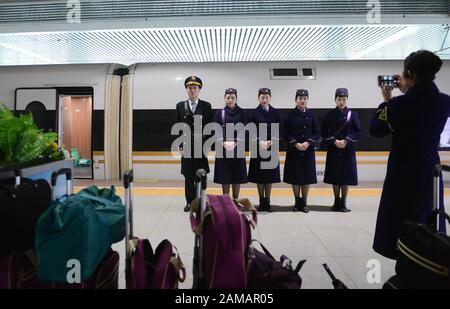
[248, 88, 282, 212]
[321, 88, 362, 212]
[371, 50, 450, 259]
[214, 88, 248, 199]
[284, 89, 320, 213]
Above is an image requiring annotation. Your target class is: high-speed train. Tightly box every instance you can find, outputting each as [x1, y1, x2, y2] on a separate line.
[1, 61, 449, 180]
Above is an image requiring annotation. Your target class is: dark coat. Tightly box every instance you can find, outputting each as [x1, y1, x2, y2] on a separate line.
[283, 107, 320, 185]
[247, 104, 282, 184]
[321, 107, 362, 185]
[213, 105, 248, 184]
[371, 82, 450, 259]
[175, 99, 212, 177]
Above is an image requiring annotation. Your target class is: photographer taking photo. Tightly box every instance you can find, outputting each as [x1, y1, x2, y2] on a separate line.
[370, 50, 450, 259]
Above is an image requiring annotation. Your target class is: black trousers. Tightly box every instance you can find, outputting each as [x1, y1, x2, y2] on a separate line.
[184, 176, 197, 205]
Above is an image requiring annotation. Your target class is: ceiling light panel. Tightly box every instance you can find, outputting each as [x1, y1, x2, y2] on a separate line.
[0, 24, 448, 66]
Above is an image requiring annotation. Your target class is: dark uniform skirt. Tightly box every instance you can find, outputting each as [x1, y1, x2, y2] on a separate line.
[248, 155, 280, 184]
[214, 157, 248, 184]
[323, 147, 358, 185]
[283, 148, 317, 185]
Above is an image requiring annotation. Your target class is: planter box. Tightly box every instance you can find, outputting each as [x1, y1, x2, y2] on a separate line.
[0, 159, 74, 199]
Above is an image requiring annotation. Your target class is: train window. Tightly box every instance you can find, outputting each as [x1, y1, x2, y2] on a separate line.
[25, 101, 46, 112]
[25, 101, 48, 131]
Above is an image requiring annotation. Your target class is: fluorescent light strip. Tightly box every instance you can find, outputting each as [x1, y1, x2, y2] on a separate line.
[252, 28, 266, 61]
[116, 31, 141, 63]
[292, 26, 323, 60]
[160, 29, 179, 62]
[196, 29, 207, 62]
[99, 31, 134, 63]
[195, 29, 207, 63]
[264, 27, 284, 62]
[289, 26, 318, 61]
[131, 30, 157, 63]
[235, 28, 247, 61]
[137, 30, 155, 62]
[349, 26, 405, 57]
[219, 28, 224, 62]
[305, 26, 336, 60]
[245, 28, 260, 62]
[265, 27, 283, 62]
[108, 31, 140, 64]
[203, 28, 212, 62]
[199, 28, 207, 62]
[212, 28, 219, 62]
[225, 27, 231, 62]
[259, 27, 275, 62]
[357, 26, 435, 59]
[149, 30, 172, 62]
[161, 30, 180, 62]
[280, 27, 308, 62]
[250, 27, 268, 62]
[349, 26, 422, 60]
[240, 27, 250, 62]
[187, 29, 199, 62]
[181, 29, 192, 62]
[271, 27, 296, 62]
[389, 26, 443, 53]
[265, 27, 281, 62]
[170, 29, 187, 62]
[130, 30, 155, 62]
[225, 28, 230, 62]
[0, 41, 57, 64]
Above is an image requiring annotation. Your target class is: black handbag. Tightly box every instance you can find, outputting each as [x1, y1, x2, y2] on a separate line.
[395, 165, 450, 289]
[246, 240, 306, 289]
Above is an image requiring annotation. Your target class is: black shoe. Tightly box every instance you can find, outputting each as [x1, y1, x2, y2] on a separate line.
[257, 198, 265, 212]
[293, 197, 301, 212]
[299, 198, 309, 213]
[266, 198, 273, 212]
[331, 197, 340, 212]
[183, 204, 191, 212]
[339, 198, 351, 213]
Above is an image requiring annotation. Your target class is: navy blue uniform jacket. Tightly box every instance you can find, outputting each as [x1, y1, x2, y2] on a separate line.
[248, 104, 282, 184]
[213, 105, 248, 184]
[371, 82, 450, 259]
[321, 107, 362, 185]
[283, 107, 320, 185]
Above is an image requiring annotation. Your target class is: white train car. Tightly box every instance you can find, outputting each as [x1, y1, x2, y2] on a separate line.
[1, 61, 450, 181]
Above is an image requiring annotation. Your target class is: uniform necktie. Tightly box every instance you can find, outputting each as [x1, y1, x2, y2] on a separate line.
[191, 102, 197, 113]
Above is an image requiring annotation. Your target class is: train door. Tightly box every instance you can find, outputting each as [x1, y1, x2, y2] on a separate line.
[58, 94, 93, 178]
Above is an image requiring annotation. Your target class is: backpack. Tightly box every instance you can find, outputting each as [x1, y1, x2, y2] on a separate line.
[190, 195, 257, 289]
[127, 238, 185, 289]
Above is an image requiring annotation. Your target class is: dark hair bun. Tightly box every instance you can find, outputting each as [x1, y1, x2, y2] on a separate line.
[404, 50, 443, 83]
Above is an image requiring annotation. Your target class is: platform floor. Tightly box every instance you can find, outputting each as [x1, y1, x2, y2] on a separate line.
[72, 180, 450, 289]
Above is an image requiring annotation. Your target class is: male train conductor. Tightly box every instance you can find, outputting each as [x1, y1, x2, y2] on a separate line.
[175, 76, 212, 212]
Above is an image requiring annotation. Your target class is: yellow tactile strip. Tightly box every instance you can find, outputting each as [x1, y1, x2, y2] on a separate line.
[73, 187, 450, 197]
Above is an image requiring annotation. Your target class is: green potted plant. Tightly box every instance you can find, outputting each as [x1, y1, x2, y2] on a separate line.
[0, 104, 65, 167]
